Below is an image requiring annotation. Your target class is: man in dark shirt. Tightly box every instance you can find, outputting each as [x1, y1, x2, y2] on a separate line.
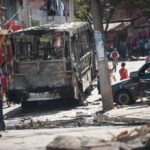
[0, 67, 5, 137]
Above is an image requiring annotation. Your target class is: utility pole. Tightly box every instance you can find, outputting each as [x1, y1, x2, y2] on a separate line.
[69, 0, 74, 22]
[23, 0, 30, 27]
[91, 0, 113, 111]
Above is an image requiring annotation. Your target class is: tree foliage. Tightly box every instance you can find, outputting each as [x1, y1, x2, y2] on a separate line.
[74, 0, 150, 30]
[73, 0, 91, 22]
[109, 0, 150, 17]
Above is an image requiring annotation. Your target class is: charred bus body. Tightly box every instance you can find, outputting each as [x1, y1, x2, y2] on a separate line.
[7, 22, 96, 108]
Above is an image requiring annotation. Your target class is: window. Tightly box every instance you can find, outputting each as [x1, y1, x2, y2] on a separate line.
[14, 33, 65, 61]
[4, 0, 17, 19]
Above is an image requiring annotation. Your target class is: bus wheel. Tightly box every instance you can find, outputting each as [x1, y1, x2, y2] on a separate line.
[21, 101, 30, 110]
[61, 86, 74, 103]
[21, 101, 37, 110]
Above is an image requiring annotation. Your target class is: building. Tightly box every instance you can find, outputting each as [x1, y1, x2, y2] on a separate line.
[105, 4, 150, 57]
[0, 0, 74, 31]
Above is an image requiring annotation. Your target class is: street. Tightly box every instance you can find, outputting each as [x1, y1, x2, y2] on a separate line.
[2, 60, 145, 129]
[1, 60, 149, 149]
[0, 0, 150, 149]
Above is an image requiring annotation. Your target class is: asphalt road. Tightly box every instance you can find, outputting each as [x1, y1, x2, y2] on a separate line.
[3, 60, 145, 129]
[0, 60, 147, 150]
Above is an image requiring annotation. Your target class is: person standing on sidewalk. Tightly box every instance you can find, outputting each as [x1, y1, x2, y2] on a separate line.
[0, 66, 5, 137]
[119, 62, 128, 80]
[110, 48, 119, 72]
[1, 63, 10, 107]
[97, 65, 116, 94]
[145, 51, 150, 63]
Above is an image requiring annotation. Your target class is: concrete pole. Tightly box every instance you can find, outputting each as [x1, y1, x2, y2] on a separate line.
[69, 0, 74, 22]
[91, 0, 113, 111]
[23, 0, 30, 27]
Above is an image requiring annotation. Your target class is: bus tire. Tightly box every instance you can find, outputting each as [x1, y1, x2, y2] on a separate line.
[61, 86, 74, 102]
[21, 102, 29, 110]
[21, 101, 37, 110]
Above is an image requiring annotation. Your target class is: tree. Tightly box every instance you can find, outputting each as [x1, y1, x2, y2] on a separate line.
[74, 0, 150, 31]
[73, 0, 92, 23]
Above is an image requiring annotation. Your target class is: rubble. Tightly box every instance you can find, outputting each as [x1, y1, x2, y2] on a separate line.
[5, 112, 150, 130]
[47, 125, 150, 150]
[94, 114, 150, 126]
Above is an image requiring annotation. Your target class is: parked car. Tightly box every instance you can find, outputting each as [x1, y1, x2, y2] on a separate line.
[112, 62, 150, 105]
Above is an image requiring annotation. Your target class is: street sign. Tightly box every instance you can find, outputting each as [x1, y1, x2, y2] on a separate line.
[94, 31, 104, 60]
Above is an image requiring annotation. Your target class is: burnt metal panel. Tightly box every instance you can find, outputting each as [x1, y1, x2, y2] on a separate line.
[9, 22, 91, 36]
[13, 60, 66, 89]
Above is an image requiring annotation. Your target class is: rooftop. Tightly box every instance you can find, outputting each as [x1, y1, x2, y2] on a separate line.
[10, 22, 90, 36]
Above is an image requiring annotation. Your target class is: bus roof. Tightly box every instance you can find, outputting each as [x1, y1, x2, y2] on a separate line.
[10, 22, 91, 36]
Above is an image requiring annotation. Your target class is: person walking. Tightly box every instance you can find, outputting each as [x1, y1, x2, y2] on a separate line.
[0, 66, 5, 137]
[119, 62, 128, 80]
[97, 65, 116, 94]
[1, 63, 10, 107]
[109, 67, 116, 84]
[110, 48, 119, 72]
[119, 41, 126, 60]
[146, 55, 150, 63]
[145, 51, 150, 63]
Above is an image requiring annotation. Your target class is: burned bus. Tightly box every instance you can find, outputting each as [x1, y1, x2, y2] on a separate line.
[7, 22, 96, 108]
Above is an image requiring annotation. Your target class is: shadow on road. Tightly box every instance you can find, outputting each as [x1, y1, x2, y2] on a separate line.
[120, 100, 150, 110]
[4, 99, 80, 119]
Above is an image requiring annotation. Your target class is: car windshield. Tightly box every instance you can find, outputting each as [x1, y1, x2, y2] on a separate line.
[139, 63, 150, 77]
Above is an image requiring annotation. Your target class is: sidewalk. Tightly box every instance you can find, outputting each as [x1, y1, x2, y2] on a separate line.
[3, 102, 20, 116]
[1, 60, 149, 149]
[1, 100, 150, 150]
[94, 99, 150, 126]
[105, 101, 150, 121]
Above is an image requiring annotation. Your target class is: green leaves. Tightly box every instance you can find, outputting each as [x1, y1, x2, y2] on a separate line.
[73, 0, 150, 23]
[73, 0, 90, 22]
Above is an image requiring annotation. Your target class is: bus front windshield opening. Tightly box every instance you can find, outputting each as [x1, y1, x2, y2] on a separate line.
[15, 33, 64, 61]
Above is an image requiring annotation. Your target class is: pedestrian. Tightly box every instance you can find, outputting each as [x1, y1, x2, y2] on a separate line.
[0, 66, 5, 137]
[146, 55, 150, 63]
[1, 62, 10, 108]
[110, 48, 119, 72]
[109, 65, 116, 83]
[119, 41, 126, 60]
[119, 62, 128, 80]
[145, 51, 150, 63]
[97, 74, 101, 94]
[139, 38, 145, 56]
[97, 65, 116, 94]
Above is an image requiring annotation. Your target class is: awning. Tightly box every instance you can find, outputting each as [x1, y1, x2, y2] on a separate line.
[103, 22, 130, 31]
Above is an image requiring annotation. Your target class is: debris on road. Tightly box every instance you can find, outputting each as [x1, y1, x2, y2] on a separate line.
[47, 124, 150, 150]
[94, 114, 150, 126]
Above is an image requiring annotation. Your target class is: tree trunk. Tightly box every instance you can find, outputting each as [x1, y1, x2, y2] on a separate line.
[91, 0, 113, 111]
